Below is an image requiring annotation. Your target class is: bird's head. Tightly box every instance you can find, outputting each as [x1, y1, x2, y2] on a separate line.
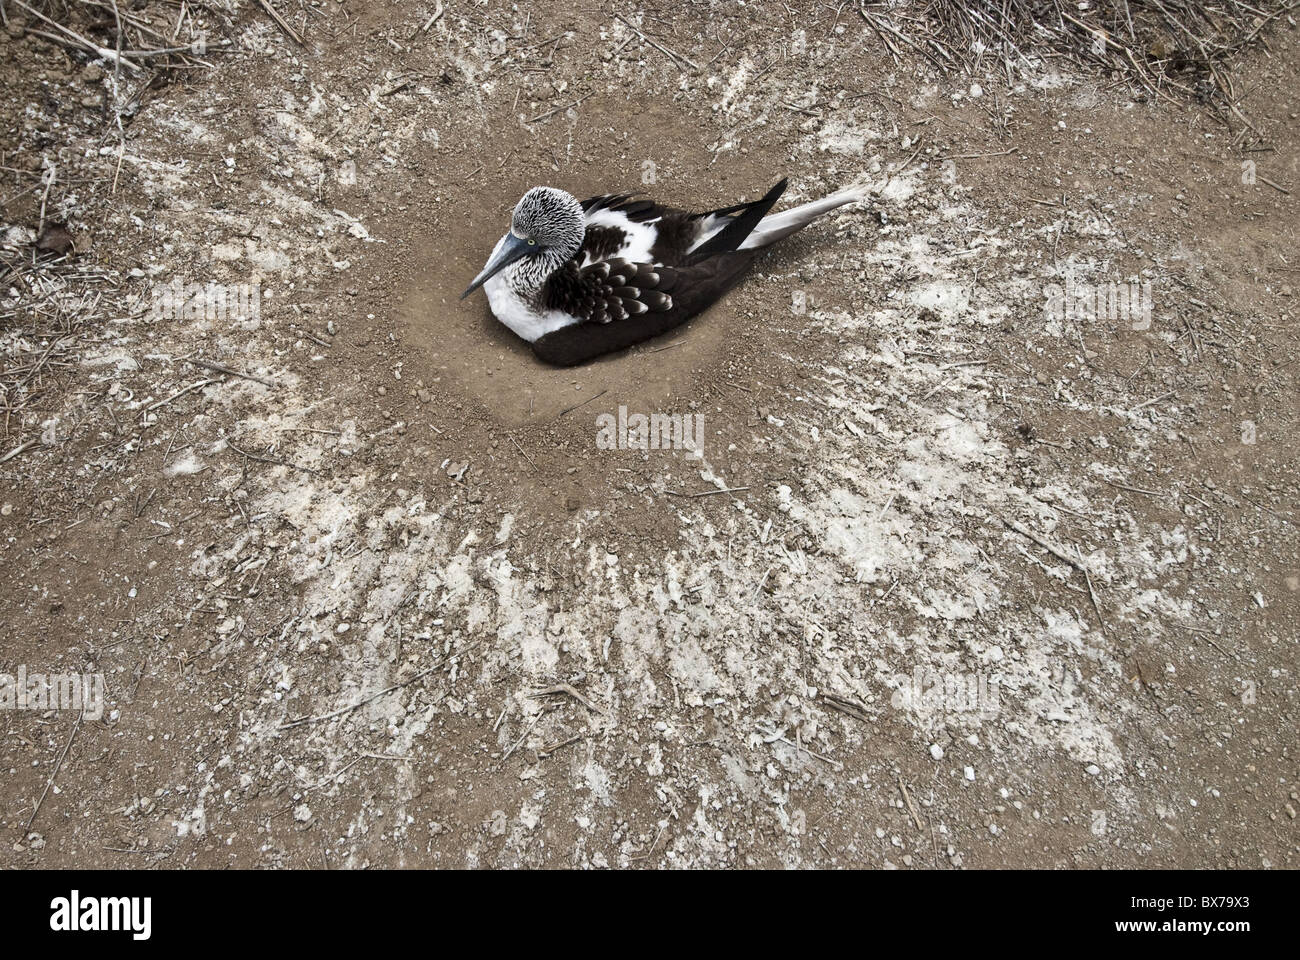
[461, 186, 585, 299]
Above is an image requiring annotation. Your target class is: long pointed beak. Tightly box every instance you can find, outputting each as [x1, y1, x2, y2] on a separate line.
[461, 233, 533, 300]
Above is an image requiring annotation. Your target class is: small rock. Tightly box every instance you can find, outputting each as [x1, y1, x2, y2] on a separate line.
[36, 223, 75, 256]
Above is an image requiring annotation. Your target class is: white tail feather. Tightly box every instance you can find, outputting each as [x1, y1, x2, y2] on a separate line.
[737, 184, 869, 250]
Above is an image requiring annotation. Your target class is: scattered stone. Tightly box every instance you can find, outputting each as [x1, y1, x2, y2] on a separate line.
[36, 223, 75, 256]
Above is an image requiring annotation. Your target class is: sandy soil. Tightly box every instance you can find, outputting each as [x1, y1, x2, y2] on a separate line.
[1, 1, 1297, 868]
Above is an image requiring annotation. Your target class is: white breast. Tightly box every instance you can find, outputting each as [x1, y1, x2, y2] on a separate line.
[484, 272, 577, 343]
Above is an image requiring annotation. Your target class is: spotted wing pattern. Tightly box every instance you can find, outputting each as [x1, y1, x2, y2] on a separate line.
[543, 257, 675, 325]
[533, 252, 756, 366]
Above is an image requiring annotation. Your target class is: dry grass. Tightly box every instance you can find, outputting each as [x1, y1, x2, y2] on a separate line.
[0, 242, 102, 447]
[863, 0, 1296, 128]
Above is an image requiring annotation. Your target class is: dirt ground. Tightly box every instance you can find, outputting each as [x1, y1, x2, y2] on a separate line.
[1, 0, 1297, 869]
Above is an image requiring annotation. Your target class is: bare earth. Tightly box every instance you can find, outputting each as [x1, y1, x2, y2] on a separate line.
[1, 1, 1297, 868]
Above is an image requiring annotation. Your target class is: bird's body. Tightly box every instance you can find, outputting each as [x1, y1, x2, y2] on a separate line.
[463, 179, 867, 365]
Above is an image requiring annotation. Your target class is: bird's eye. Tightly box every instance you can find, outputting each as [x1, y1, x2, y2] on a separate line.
[527, 238, 537, 245]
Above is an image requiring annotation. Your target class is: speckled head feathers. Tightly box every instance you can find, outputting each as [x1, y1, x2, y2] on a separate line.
[511, 187, 585, 257]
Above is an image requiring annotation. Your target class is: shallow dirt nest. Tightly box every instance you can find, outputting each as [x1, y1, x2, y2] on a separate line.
[1, 1, 1297, 868]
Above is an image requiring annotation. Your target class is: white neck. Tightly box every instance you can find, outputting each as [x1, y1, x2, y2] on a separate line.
[480, 218, 585, 343]
[484, 255, 580, 342]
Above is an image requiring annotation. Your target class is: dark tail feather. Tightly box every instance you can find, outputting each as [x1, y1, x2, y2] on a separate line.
[685, 178, 788, 263]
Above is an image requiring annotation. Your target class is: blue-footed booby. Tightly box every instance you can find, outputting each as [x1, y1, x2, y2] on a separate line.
[461, 178, 867, 365]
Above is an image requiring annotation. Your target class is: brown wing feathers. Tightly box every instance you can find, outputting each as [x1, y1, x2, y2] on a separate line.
[684, 177, 787, 262]
[579, 181, 789, 265]
[532, 180, 790, 366]
[544, 258, 675, 325]
[532, 252, 755, 367]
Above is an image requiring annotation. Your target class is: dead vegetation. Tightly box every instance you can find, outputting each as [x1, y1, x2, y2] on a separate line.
[0, 245, 101, 454]
[863, 0, 1295, 132]
[2, 0, 237, 75]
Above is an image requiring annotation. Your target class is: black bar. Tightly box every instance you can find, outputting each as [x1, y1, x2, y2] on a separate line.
[0, 869, 1279, 945]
